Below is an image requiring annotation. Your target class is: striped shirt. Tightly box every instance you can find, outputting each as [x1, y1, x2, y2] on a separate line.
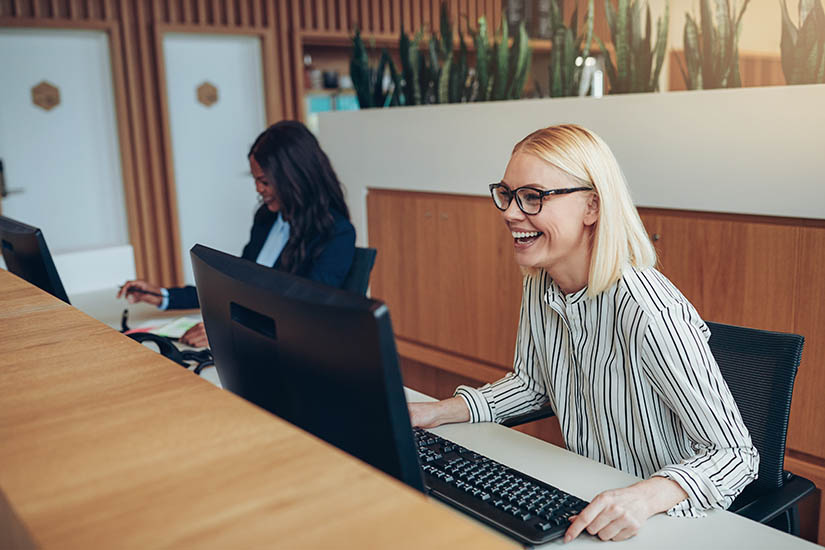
[455, 267, 759, 518]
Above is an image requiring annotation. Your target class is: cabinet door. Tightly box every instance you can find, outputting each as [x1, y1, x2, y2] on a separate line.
[367, 191, 522, 368]
[640, 211, 799, 331]
[787, 226, 825, 457]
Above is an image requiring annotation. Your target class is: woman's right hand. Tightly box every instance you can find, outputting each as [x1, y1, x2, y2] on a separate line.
[117, 279, 163, 307]
[408, 396, 471, 429]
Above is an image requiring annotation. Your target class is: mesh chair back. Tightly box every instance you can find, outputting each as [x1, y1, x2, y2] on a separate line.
[340, 247, 377, 296]
[706, 321, 804, 495]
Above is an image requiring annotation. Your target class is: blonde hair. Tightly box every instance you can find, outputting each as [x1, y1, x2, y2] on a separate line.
[513, 124, 656, 296]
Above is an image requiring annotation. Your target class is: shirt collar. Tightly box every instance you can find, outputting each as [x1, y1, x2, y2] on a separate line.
[543, 276, 590, 307]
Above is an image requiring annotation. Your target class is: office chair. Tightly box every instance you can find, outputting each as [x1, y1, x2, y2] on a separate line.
[501, 321, 814, 536]
[340, 246, 377, 296]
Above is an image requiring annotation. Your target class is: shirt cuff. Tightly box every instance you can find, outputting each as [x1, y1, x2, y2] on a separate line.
[652, 464, 726, 518]
[158, 288, 170, 311]
[454, 386, 494, 423]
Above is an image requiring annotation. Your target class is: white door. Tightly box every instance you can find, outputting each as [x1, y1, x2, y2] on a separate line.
[0, 29, 133, 294]
[162, 33, 268, 285]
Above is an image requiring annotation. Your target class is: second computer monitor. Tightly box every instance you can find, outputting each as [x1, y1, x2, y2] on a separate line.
[0, 215, 69, 304]
[190, 244, 425, 492]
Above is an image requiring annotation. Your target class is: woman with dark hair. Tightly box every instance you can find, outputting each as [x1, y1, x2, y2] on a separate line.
[118, 120, 355, 347]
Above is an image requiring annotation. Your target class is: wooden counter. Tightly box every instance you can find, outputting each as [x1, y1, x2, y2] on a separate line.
[0, 269, 516, 550]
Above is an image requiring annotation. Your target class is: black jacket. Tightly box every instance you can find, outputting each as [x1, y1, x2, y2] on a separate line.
[166, 206, 355, 310]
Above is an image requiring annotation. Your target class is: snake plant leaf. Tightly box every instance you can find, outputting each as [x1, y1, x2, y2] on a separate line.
[350, 27, 373, 108]
[440, 1, 453, 59]
[387, 54, 404, 106]
[438, 52, 453, 103]
[780, 0, 799, 83]
[606, 0, 616, 39]
[684, 13, 702, 89]
[584, 0, 595, 58]
[493, 15, 510, 100]
[373, 49, 391, 107]
[714, 0, 731, 78]
[458, 23, 469, 101]
[509, 22, 531, 99]
[399, 25, 417, 106]
[651, 1, 669, 91]
[800, 0, 816, 22]
[596, 34, 618, 92]
[473, 16, 490, 101]
[616, 0, 630, 89]
[700, 0, 717, 86]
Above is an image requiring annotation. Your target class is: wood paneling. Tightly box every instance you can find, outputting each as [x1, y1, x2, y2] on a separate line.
[368, 190, 522, 368]
[788, 227, 825, 457]
[638, 209, 800, 331]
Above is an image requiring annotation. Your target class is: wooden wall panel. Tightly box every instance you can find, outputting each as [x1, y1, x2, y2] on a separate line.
[788, 226, 825, 458]
[367, 190, 522, 369]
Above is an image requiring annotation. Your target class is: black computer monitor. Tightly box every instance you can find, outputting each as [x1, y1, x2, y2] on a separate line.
[190, 244, 425, 492]
[0, 216, 70, 304]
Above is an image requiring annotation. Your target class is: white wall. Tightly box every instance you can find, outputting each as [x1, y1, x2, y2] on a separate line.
[162, 33, 267, 285]
[318, 84, 825, 248]
[0, 29, 128, 254]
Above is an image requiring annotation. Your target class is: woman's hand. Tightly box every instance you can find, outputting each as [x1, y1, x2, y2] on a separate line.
[117, 280, 163, 307]
[564, 477, 688, 543]
[408, 396, 471, 429]
[181, 322, 209, 348]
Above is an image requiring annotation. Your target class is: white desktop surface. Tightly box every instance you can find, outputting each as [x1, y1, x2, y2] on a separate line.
[406, 389, 819, 549]
[69, 288, 222, 387]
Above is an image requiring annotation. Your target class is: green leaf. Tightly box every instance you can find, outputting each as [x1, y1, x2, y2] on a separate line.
[650, 1, 669, 91]
[596, 34, 618, 92]
[780, 0, 799, 83]
[474, 16, 490, 101]
[438, 52, 453, 103]
[493, 14, 510, 100]
[350, 27, 373, 108]
[684, 13, 702, 88]
[508, 22, 531, 98]
[616, 0, 630, 90]
[440, 0, 453, 59]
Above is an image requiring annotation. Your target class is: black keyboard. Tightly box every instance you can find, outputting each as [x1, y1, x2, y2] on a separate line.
[415, 428, 588, 546]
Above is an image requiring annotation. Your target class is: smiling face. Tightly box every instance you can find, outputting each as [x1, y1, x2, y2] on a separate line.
[250, 155, 280, 213]
[500, 152, 599, 279]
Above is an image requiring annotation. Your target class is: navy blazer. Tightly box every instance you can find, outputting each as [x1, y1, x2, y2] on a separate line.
[167, 206, 355, 310]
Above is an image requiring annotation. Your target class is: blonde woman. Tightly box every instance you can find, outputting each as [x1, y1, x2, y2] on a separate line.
[408, 124, 758, 542]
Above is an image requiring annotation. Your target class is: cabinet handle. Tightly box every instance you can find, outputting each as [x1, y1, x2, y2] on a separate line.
[652, 233, 661, 242]
[424, 211, 432, 218]
[440, 213, 449, 220]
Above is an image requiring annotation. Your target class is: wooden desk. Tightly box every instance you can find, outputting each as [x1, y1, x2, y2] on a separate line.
[0, 270, 516, 549]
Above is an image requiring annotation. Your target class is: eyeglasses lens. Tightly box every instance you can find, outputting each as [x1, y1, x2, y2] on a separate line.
[491, 186, 512, 211]
[516, 188, 543, 214]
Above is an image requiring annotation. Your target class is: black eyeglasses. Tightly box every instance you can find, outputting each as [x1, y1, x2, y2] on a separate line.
[489, 183, 591, 215]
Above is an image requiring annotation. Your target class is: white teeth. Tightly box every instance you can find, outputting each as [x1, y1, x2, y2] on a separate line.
[512, 231, 541, 239]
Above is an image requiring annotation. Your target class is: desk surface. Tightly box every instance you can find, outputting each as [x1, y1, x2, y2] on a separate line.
[0, 270, 516, 549]
[407, 390, 820, 549]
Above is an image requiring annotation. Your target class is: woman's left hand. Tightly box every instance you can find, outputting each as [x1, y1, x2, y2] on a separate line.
[564, 477, 687, 543]
[181, 322, 209, 348]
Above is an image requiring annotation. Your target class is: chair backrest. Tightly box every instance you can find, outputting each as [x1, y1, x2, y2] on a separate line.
[706, 321, 804, 496]
[340, 246, 377, 296]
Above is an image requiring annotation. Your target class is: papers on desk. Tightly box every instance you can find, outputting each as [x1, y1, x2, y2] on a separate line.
[129, 317, 201, 339]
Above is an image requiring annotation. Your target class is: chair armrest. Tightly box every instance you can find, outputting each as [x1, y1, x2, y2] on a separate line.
[500, 404, 556, 428]
[732, 474, 816, 524]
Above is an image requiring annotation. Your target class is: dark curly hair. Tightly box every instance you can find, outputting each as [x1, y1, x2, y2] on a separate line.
[249, 121, 349, 274]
